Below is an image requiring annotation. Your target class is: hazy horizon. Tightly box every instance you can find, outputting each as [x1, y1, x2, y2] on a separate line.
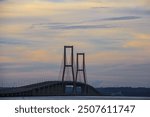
[0, 0, 150, 88]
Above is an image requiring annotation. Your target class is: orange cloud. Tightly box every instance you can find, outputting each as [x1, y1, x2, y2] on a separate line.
[0, 24, 28, 35]
[0, 56, 15, 63]
[134, 33, 150, 40]
[88, 51, 128, 65]
[124, 40, 150, 48]
[17, 48, 61, 64]
[124, 33, 150, 48]
[23, 50, 51, 62]
[1, 46, 61, 64]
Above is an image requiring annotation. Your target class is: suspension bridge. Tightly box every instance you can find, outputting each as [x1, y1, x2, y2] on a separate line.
[0, 46, 101, 96]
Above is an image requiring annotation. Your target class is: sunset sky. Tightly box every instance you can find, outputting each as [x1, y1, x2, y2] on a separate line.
[0, 0, 150, 87]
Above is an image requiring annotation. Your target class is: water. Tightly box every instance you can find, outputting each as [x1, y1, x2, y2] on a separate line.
[0, 96, 150, 100]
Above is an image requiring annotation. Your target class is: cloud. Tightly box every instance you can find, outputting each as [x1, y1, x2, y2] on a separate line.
[0, 24, 28, 34]
[0, 37, 41, 47]
[124, 40, 150, 48]
[123, 33, 150, 48]
[115, 7, 150, 16]
[88, 51, 128, 65]
[32, 21, 115, 30]
[87, 48, 150, 66]
[22, 49, 59, 63]
[100, 0, 150, 7]
[0, 56, 15, 63]
[0, 62, 58, 73]
[0, 1, 103, 18]
[63, 16, 141, 25]
[0, 46, 61, 64]
[103, 16, 141, 21]
[134, 33, 150, 40]
[47, 24, 114, 30]
[0, 38, 34, 46]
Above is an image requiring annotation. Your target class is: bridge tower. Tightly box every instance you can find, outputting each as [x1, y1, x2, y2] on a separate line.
[76, 53, 87, 94]
[62, 46, 75, 86]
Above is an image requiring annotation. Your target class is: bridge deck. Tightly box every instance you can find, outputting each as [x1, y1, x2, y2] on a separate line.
[0, 81, 101, 96]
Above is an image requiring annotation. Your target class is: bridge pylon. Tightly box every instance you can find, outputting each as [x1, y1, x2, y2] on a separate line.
[61, 46, 76, 94]
[76, 53, 87, 94]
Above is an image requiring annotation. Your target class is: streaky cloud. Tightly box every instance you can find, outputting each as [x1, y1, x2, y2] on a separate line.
[69, 16, 141, 24]
[103, 16, 141, 21]
[32, 22, 115, 30]
[91, 6, 110, 9]
[54, 24, 114, 30]
[117, 8, 150, 16]
[0, 62, 57, 73]
[0, 38, 39, 46]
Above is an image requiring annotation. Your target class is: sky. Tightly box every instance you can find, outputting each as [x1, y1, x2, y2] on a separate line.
[0, 0, 150, 87]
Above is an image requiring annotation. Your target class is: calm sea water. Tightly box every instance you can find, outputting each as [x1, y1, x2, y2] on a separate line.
[0, 96, 150, 100]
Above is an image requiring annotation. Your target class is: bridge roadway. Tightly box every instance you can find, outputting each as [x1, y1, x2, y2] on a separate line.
[0, 81, 101, 97]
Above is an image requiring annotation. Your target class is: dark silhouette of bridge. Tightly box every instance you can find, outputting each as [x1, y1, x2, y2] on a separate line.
[0, 46, 101, 96]
[0, 81, 100, 96]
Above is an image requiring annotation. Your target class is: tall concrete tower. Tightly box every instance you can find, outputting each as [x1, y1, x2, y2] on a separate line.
[76, 53, 87, 85]
[62, 46, 75, 84]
